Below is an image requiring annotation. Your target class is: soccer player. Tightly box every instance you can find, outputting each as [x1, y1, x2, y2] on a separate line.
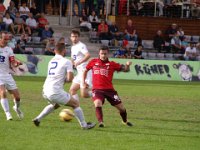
[69, 30, 92, 101]
[0, 32, 24, 120]
[83, 46, 133, 127]
[32, 43, 95, 129]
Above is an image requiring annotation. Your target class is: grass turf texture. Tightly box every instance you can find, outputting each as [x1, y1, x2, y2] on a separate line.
[0, 76, 200, 150]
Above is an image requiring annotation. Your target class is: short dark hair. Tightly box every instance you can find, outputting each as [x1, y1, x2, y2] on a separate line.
[55, 43, 66, 52]
[99, 46, 109, 52]
[71, 29, 80, 36]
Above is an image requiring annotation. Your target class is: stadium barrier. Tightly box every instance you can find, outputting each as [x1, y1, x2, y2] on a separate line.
[15, 54, 200, 82]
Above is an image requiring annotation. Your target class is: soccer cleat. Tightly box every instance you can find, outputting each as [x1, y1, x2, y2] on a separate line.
[122, 121, 133, 127]
[82, 122, 96, 130]
[13, 106, 24, 119]
[6, 113, 13, 121]
[98, 122, 105, 128]
[32, 118, 40, 127]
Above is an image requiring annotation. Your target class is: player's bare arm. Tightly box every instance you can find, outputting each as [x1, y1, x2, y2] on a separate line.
[65, 71, 74, 83]
[82, 69, 89, 88]
[74, 52, 90, 67]
[121, 61, 132, 72]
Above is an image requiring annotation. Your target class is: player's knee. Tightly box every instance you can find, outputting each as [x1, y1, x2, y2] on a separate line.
[94, 100, 102, 107]
[69, 88, 76, 95]
[54, 104, 60, 109]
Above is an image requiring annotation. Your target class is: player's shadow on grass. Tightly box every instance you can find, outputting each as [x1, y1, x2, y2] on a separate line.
[96, 128, 200, 139]
[136, 117, 200, 124]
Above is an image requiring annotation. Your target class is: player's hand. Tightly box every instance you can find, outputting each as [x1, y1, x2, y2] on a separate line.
[74, 61, 81, 67]
[82, 82, 89, 89]
[126, 61, 132, 66]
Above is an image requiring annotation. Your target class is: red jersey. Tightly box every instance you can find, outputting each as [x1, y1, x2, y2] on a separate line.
[86, 58, 122, 90]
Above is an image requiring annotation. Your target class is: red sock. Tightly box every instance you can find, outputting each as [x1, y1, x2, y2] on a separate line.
[95, 107, 103, 123]
[120, 109, 127, 123]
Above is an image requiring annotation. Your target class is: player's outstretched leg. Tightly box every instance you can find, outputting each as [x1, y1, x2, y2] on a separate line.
[13, 99, 24, 119]
[73, 107, 96, 129]
[120, 109, 133, 127]
[32, 104, 56, 126]
[1, 98, 13, 120]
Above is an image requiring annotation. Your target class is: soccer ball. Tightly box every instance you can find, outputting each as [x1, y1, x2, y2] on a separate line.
[59, 109, 74, 121]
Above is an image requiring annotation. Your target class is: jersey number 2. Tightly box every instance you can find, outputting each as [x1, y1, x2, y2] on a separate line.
[49, 62, 58, 75]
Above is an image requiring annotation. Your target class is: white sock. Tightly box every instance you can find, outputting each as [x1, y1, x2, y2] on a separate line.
[88, 91, 92, 97]
[73, 107, 87, 127]
[72, 94, 79, 102]
[1, 98, 10, 114]
[13, 99, 20, 108]
[36, 104, 55, 121]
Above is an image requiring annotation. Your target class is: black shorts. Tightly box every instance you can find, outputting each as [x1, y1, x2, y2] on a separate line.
[92, 89, 122, 106]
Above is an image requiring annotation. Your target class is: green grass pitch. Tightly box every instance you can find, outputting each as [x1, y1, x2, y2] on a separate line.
[0, 77, 200, 150]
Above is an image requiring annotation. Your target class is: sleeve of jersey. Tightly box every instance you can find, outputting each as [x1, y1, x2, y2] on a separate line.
[86, 60, 94, 70]
[66, 60, 73, 72]
[80, 44, 89, 54]
[9, 48, 15, 63]
[112, 61, 122, 71]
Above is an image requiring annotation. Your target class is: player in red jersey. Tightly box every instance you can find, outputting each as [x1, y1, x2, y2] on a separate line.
[83, 46, 133, 127]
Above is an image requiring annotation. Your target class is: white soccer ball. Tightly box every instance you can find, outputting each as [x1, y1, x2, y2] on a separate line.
[59, 109, 74, 121]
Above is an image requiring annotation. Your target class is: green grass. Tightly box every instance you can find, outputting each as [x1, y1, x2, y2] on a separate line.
[0, 77, 200, 150]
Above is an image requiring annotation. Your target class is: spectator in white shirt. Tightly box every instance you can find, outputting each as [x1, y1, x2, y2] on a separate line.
[184, 42, 197, 61]
[25, 12, 38, 35]
[19, 2, 30, 21]
[3, 12, 15, 34]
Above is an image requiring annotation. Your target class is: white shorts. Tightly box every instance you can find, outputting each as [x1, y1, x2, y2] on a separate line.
[0, 75, 17, 90]
[73, 70, 92, 88]
[43, 90, 71, 105]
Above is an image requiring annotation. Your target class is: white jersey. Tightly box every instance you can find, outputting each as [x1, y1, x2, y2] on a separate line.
[71, 41, 89, 72]
[43, 54, 73, 94]
[0, 46, 14, 76]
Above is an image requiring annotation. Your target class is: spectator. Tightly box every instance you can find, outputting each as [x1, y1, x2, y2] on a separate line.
[191, 2, 200, 18]
[57, 37, 66, 44]
[38, 13, 54, 36]
[41, 25, 53, 43]
[129, 0, 144, 16]
[30, 2, 40, 17]
[44, 37, 56, 55]
[0, 15, 5, 31]
[88, 10, 100, 30]
[79, 9, 92, 30]
[171, 32, 185, 54]
[118, 0, 127, 15]
[165, 23, 178, 41]
[177, 26, 184, 41]
[98, 20, 109, 40]
[153, 30, 165, 52]
[7, 33, 17, 50]
[62, 0, 68, 16]
[0, 0, 6, 16]
[7, 1, 18, 21]
[113, 45, 127, 58]
[184, 42, 197, 61]
[25, 12, 38, 36]
[96, 0, 105, 16]
[157, 0, 164, 16]
[3, 13, 15, 34]
[14, 12, 26, 34]
[85, 0, 95, 15]
[133, 45, 144, 59]
[124, 19, 138, 46]
[72, 0, 82, 16]
[19, 2, 30, 21]
[109, 21, 122, 41]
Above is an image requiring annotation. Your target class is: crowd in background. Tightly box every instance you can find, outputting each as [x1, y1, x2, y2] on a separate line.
[0, 0, 199, 61]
